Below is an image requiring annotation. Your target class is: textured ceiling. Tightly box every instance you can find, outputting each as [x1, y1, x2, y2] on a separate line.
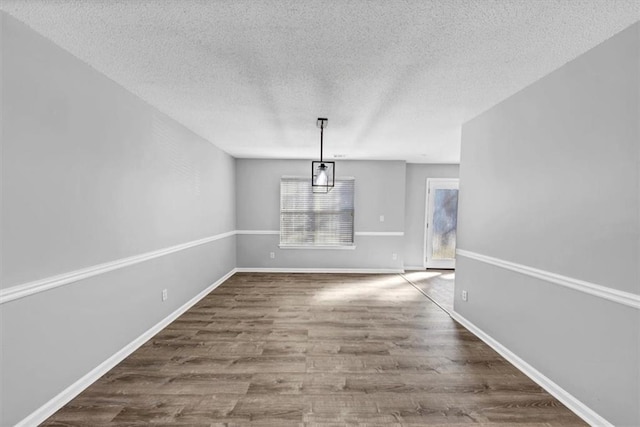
[1, 1, 639, 163]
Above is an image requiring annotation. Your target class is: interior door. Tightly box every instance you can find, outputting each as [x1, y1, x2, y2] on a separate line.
[424, 178, 459, 269]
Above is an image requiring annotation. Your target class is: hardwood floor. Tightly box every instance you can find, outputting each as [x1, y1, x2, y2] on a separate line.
[42, 273, 586, 426]
[402, 270, 455, 314]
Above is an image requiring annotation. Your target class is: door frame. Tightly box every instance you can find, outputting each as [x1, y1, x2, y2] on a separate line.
[423, 178, 459, 269]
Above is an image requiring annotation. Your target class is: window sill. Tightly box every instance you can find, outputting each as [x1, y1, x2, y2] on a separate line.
[278, 244, 357, 250]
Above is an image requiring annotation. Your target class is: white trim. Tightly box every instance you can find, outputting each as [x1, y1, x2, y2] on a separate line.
[450, 310, 613, 427]
[235, 267, 404, 274]
[423, 179, 429, 269]
[1, 229, 407, 304]
[15, 268, 237, 427]
[403, 266, 426, 271]
[236, 230, 279, 235]
[278, 245, 357, 250]
[0, 231, 235, 305]
[237, 230, 404, 236]
[355, 231, 404, 236]
[424, 178, 459, 269]
[456, 249, 640, 310]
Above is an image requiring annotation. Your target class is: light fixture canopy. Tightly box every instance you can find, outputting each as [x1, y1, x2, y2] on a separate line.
[312, 117, 335, 193]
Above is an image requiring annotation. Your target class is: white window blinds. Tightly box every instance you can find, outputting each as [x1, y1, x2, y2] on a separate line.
[280, 177, 355, 247]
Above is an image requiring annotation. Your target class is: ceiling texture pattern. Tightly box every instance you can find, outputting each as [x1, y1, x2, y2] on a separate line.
[1, 0, 639, 163]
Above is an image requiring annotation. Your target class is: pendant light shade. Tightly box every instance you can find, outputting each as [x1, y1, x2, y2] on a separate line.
[312, 118, 335, 193]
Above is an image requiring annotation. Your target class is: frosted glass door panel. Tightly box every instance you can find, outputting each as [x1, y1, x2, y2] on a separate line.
[431, 189, 458, 259]
[425, 179, 459, 269]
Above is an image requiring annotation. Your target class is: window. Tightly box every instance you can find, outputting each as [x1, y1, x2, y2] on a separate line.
[280, 177, 355, 247]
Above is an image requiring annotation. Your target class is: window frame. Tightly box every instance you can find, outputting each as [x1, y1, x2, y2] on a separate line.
[279, 176, 356, 250]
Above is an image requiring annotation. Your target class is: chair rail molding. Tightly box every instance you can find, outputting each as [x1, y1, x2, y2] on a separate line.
[0, 231, 236, 305]
[237, 230, 404, 236]
[2, 229, 407, 304]
[456, 249, 640, 309]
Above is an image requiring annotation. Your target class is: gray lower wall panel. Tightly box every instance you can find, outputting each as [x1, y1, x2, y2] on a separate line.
[0, 237, 236, 426]
[403, 164, 459, 268]
[454, 255, 640, 426]
[237, 234, 404, 270]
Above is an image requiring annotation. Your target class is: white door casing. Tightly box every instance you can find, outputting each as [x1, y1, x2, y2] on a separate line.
[424, 178, 459, 269]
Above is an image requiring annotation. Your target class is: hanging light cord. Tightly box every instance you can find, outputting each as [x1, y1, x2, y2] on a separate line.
[319, 121, 324, 162]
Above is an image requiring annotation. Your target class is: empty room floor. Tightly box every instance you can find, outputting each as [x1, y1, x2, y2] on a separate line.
[42, 273, 585, 426]
[403, 270, 456, 314]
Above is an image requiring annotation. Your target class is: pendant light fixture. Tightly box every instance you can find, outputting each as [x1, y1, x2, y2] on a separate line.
[312, 117, 335, 193]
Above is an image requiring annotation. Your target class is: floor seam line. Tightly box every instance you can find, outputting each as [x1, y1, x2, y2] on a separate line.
[398, 273, 453, 319]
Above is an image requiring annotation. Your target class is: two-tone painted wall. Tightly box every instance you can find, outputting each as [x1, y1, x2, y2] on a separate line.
[235, 159, 407, 272]
[0, 14, 237, 426]
[455, 22, 640, 426]
[234, 160, 460, 272]
[0, 13, 459, 425]
[403, 163, 459, 269]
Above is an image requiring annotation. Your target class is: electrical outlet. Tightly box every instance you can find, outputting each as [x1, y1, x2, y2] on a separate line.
[379, 215, 385, 222]
[462, 290, 468, 302]
[392, 253, 397, 260]
[162, 289, 168, 301]
[269, 252, 275, 259]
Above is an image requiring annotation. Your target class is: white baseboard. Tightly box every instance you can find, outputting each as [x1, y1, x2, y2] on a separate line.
[450, 310, 612, 427]
[235, 267, 404, 274]
[403, 266, 426, 271]
[16, 268, 238, 427]
[25, 270, 608, 426]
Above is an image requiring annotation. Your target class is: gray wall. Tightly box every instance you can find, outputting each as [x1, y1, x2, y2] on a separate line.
[403, 163, 459, 269]
[0, 13, 236, 426]
[236, 159, 406, 270]
[456, 22, 639, 426]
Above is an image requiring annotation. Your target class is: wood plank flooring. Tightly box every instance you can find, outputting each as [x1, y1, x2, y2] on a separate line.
[402, 270, 455, 314]
[42, 273, 586, 426]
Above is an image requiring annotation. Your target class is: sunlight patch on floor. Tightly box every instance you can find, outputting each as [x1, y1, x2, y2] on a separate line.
[313, 274, 422, 302]
[402, 271, 442, 281]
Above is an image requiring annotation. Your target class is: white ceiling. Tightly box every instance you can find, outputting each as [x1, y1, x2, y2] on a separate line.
[1, 1, 639, 163]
